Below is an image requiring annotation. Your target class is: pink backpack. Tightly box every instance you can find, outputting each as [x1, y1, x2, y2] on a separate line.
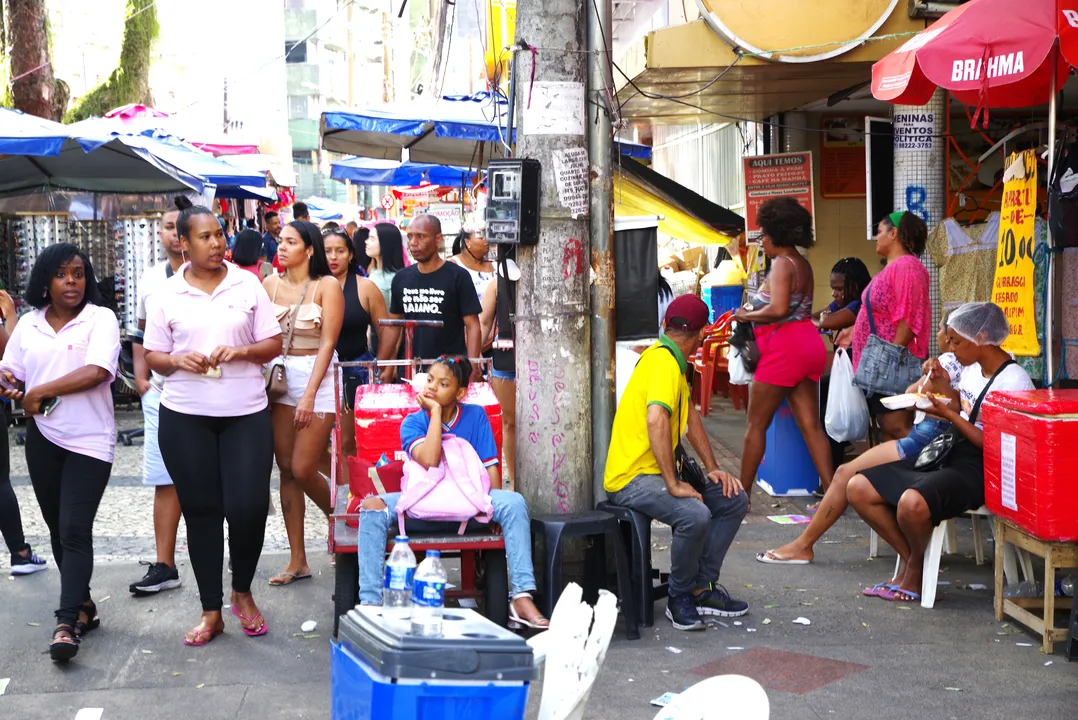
[397, 434, 494, 535]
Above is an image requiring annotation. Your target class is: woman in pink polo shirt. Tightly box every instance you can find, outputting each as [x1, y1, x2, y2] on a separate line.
[0, 243, 120, 662]
[144, 206, 283, 647]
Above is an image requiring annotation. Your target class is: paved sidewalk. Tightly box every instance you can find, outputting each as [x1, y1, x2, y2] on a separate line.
[0, 402, 1074, 719]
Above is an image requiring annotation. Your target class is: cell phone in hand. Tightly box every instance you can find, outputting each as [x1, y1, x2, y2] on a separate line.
[0, 374, 17, 392]
[40, 397, 61, 417]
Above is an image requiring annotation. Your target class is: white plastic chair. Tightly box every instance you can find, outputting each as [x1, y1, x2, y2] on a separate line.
[879, 506, 1034, 608]
[652, 675, 769, 720]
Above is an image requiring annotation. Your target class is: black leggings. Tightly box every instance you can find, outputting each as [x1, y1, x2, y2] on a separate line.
[158, 406, 273, 612]
[0, 410, 28, 555]
[24, 421, 111, 625]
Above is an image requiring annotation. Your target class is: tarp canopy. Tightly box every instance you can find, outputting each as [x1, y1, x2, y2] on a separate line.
[331, 156, 475, 186]
[0, 109, 206, 196]
[68, 120, 267, 188]
[98, 105, 261, 155]
[321, 92, 653, 167]
[302, 196, 360, 222]
[614, 154, 744, 244]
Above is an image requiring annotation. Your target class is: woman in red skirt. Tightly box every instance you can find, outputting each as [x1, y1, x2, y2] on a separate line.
[731, 197, 832, 504]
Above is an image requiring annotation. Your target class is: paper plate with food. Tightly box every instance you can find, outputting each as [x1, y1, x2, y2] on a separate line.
[879, 393, 952, 411]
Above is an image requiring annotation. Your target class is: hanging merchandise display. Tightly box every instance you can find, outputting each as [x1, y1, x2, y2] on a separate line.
[118, 216, 164, 332]
[927, 214, 1000, 311]
[992, 151, 1040, 358]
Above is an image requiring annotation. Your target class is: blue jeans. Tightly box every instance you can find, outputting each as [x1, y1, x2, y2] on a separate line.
[610, 474, 748, 596]
[896, 417, 949, 460]
[358, 489, 537, 605]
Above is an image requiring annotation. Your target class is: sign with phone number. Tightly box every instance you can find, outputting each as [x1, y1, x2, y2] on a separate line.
[992, 150, 1040, 357]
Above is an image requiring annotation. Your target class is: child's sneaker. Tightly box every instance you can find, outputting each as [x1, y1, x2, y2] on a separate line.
[10, 546, 47, 575]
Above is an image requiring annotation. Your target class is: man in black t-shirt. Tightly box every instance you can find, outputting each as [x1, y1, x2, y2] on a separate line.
[379, 214, 482, 381]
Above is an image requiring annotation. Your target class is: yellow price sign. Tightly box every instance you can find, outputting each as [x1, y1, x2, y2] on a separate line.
[992, 150, 1040, 357]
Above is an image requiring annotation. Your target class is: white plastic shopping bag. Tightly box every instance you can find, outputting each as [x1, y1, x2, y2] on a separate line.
[728, 346, 752, 386]
[824, 348, 869, 442]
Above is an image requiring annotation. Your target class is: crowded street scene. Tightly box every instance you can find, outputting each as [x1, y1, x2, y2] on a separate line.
[1, 0, 1078, 718]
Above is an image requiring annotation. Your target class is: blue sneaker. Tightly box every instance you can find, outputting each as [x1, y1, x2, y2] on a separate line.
[665, 592, 706, 631]
[694, 584, 748, 617]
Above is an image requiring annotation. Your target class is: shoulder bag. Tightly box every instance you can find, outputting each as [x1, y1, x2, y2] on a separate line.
[914, 360, 1014, 471]
[851, 282, 924, 396]
[263, 280, 310, 402]
[657, 344, 710, 494]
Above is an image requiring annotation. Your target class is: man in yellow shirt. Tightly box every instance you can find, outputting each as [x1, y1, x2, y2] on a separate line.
[605, 294, 748, 631]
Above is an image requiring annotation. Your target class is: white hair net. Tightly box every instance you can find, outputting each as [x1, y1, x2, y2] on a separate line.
[946, 302, 1010, 346]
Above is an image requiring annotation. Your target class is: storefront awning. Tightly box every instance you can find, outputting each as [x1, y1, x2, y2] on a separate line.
[613, 174, 736, 247]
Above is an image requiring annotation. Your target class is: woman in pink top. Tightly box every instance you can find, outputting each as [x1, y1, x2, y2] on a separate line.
[144, 206, 283, 647]
[0, 243, 120, 662]
[850, 212, 932, 440]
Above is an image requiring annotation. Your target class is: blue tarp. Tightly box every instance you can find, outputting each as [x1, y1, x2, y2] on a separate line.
[67, 119, 267, 189]
[330, 157, 474, 186]
[0, 108, 206, 196]
[321, 92, 653, 167]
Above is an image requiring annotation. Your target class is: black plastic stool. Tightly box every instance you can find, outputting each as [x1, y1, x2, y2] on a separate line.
[597, 501, 669, 627]
[531, 511, 640, 640]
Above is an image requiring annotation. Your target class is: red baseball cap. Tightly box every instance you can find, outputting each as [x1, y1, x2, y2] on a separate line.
[665, 294, 710, 332]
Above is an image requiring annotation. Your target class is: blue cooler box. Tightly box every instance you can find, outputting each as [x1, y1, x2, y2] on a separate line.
[331, 606, 535, 720]
[710, 285, 744, 320]
[757, 400, 818, 496]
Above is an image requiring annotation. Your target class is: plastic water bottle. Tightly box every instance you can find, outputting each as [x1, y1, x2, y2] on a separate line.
[410, 550, 447, 637]
[383, 536, 416, 622]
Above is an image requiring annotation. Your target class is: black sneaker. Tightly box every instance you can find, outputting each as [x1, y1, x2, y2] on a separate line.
[9, 546, 47, 575]
[129, 561, 181, 594]
[665, 592, 706, 631]
[694, 584, 749, 617]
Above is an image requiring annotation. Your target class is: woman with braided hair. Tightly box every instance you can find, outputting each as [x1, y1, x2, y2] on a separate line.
[813, 257, 871, 348]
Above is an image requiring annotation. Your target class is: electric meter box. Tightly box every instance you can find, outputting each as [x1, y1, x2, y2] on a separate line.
[485, 158, 541, 245]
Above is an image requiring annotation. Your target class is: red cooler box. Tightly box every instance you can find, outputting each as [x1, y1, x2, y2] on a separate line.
[353, 383, 503, 465]
[982, 390, 1078, 542]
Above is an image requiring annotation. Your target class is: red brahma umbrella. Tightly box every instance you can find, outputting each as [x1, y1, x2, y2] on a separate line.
[871, 0, 1078, 384]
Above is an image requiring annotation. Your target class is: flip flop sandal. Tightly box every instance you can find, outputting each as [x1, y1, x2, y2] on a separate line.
[268, 571, 312, 586]
[862, 582, 898, 598]
[184, 622, 225, 647]
[50, 624, 80, 662]
[881, 587, 921, 603]
[508, 592, 550, 630]
[231, 605, 268, 636]
[755, 551, 811, 565]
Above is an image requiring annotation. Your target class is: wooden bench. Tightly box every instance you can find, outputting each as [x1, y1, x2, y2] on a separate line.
[994, 519, 1078, 654]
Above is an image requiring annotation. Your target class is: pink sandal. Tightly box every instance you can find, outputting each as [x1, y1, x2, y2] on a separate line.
[184, 621, 225, 646]
[231, 605, 268, 637]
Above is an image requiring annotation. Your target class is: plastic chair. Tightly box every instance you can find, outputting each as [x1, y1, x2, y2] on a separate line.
[692, 334, 726, 417]
[530, 510, 640, 640]
[883, 506, 1033, 609]
[595, 501, 669, 627]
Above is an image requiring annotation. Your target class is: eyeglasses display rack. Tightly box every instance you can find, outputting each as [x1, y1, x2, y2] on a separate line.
[117, 216, 163, 332]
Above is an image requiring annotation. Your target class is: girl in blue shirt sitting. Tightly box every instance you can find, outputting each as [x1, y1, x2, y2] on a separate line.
[357, 356, 549, 629]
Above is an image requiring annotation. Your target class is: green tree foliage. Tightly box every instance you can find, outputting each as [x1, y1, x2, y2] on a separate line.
[64, 0, 158, 123]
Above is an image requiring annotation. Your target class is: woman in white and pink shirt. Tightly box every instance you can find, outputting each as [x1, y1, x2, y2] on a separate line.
[144, 206, 283, 647]
[0, 243, 120, 662]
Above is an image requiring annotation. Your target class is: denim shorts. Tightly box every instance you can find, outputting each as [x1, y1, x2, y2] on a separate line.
[896, 417, 949, 460]
[491, 369, 516, 381]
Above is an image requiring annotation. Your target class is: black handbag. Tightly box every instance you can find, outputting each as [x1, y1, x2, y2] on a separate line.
[914, 360, 1014, 471]
[728, 319, 760, 373]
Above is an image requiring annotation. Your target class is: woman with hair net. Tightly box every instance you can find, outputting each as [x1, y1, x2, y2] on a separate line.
[846, 302, 1033, 604]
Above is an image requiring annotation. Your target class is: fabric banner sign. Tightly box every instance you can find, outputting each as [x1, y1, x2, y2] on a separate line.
[992, 150, 1040, 357]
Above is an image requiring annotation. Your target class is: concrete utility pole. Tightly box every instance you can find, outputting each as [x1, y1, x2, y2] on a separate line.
[512, 0, 593, 515]
[589, 0, 615, 504]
